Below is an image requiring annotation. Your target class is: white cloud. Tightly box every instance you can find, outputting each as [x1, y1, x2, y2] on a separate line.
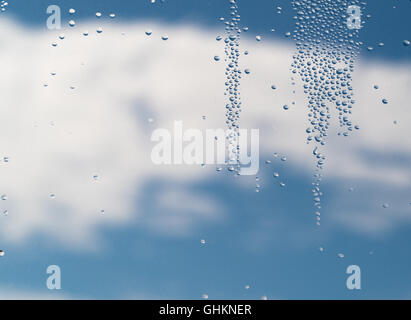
[0, 17, 408, 248]
[0, 287, 69, 300]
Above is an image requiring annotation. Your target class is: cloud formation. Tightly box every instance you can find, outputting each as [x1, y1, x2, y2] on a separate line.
[0, 17, 409, 250]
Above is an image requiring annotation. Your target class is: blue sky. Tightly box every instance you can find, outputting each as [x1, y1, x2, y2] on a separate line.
[0, 0, 409, 300]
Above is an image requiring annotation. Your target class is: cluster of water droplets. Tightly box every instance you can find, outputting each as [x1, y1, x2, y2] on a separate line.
[291, 0, 364, 223]
[0, 1, 8, 13]
[222, 0, 243, 174]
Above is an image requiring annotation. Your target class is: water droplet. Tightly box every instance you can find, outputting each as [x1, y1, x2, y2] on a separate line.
[69, 8, 76, 14]
[68, 20, 76, 27]
[214, 56, 220, 62]
[0, 250, 4, 257]
[382, 203, 390, 209]
[1, 195, 7, 201]
[256, 35, 262, 42]
[96, 27, 103, 34]
[382, 98, 388, 105]
[96, 12, 102, 18]
[338, 253, 344, 258]
[161, 35, 169, 41]
[403, 40, 410, 47]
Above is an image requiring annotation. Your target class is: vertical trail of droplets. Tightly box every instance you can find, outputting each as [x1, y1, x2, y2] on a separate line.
[0, 1, 8, 13]
[290, 0, 365, 225]
[223, 0, 242, 174]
